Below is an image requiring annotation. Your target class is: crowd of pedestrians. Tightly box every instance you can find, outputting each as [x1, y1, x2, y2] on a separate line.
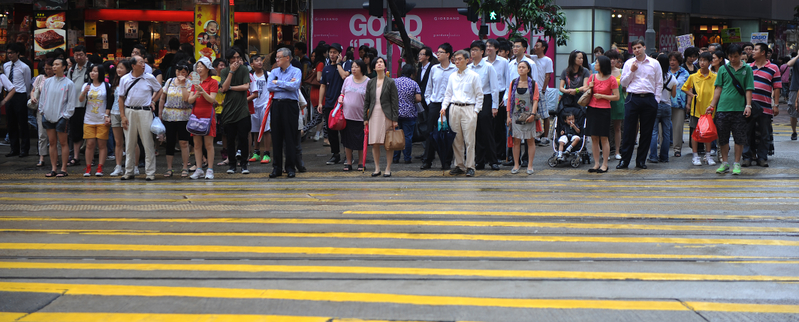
[0, 36, 793, 179]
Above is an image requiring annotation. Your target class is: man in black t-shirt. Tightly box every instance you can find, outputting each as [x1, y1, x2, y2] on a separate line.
[317, 43, 352, 165]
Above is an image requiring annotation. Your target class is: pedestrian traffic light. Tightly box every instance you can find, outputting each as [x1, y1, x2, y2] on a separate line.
[395, 0, 416, 17]
[457, 2, 479, 23]
[363, 0, 383, 17]
[486, 10, 500, 23]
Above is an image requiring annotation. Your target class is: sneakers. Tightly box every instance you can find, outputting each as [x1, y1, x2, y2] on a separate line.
[190, 169, 205, 179]
[84, 165, 92, 177]
[109, 165, 124, 176]
[236, 150, 242, 160]
[261, 154, 271, 164]
[732, 163, 742, 175]
[241, 165, 250, 174]
[134, 167, 140, 176]
[716, 163, 730, 174]
[615, 154, 622, 160]
[705, 154, 716, 166]
[792, 133, 797, 141]
[692, 156, 702, 166]
[95, 164, 104, 177]
[227, 166, 236, 174]
[248, 153, 261, 162]
[710, 149, 717, 156]
[204, 169, 214, 180]
[107, 155, 115, 161]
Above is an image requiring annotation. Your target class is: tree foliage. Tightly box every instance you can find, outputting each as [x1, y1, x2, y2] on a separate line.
[471, 0, 569, 46]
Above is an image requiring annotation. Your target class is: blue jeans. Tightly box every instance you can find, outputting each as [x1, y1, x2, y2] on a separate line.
[393, 117, 416, 162]
[648, 103, 672, 162]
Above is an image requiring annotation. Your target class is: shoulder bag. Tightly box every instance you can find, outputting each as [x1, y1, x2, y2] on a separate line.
[577, 75, 594, 107]
[722, 64, 762, 120]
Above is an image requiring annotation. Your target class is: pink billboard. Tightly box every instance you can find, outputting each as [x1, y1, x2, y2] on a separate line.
[312, 8, 555, 85]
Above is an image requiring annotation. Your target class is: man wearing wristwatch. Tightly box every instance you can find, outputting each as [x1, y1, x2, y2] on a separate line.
[706, 44, 754, 176]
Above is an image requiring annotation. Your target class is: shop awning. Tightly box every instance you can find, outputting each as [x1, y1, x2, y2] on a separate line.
[84, 9, 297, 25]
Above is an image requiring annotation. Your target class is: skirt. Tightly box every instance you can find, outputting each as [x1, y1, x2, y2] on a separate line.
[585, 106, 611, 137]
[342, 119, 365, 150]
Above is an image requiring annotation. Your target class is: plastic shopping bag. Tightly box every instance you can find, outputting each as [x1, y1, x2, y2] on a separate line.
[437, 115, 449, 131]
[691, 114, 718, 143]
[328, 102, 346, 131]
[150, 116, 166, 136]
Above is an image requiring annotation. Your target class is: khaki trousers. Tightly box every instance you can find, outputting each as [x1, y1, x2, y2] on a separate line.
[123, 108, 156, 177]
[449, 104, 477, 170]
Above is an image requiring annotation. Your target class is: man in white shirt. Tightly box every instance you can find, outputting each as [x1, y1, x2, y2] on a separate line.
[618, 39, 663, 169]
[119, 55, 164, 181]
[486, 39, 510, 161]
[3, 43, 32, 157]
[421, 43, 457, 170]
[532, 39, 554, 144]
[416, 46, 437, 161]
[468, 40, 500, 170]
[442, 50, 484, 177]
[132, 45, 154, 74]
[67, 45, 93, 165]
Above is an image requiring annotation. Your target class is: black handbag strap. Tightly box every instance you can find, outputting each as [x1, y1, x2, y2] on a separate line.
[123, 77, 143, 99]
[723, 64, 747, 97]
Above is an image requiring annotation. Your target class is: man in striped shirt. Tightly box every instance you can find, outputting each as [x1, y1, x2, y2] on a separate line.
[743, 43, 781, 167]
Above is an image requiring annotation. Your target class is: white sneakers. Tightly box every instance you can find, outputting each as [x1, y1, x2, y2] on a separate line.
[205, 169, 214, 180]
[615, 154, 622, 160]
[692, 156, 702, 166]
[705, 154, 716, 166]
[190, 169, 205, 180]
[109, 165, 124, 176]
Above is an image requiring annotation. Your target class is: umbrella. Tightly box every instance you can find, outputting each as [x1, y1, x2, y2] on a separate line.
[383, 31, 425, 50]
[362, 124, 369, 173]
[257, 92, 275, 142]
[431, 118, 456, 168]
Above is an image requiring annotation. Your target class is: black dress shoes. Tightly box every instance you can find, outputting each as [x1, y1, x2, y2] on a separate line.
[635, 163, 647, 169]
[490, 164, 501, 170]
[5, 152, 19, 157]
[18, 152, 29, 158]
[269, 169, 282, 178]
[420, 163, 432, 170]
[474, 163, 485, 170]
[616, 161, 629, 169]
[287, 171, 296, 178]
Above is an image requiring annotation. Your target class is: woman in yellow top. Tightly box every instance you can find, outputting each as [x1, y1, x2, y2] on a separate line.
[681, 52, 718, 166]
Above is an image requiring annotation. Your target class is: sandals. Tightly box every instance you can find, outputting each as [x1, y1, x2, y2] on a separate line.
[66, 158, 79, 166]
[217, 159, 229, 166]
[56, 171, 68, 178]
[189, 164, 197, 171]
[181, 169, 189, 177]
[343, 164, 352, 171]
[45, 171, 56, 178]
[164, 169, 174, 177]
[674, 150, 682, 157]
[357, 164, 364, 171]
[36, 160, 46, 167]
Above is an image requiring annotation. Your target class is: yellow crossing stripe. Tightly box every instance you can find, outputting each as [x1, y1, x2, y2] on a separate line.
[0, 243, 783, 260]
[0, 312, 435, 322]
[343, 210, 794, 221]
[0, 282, 797, 314]
[2, 261, 797, 282]
[3, 229, 799, 247]
[2, 217, 797, 233]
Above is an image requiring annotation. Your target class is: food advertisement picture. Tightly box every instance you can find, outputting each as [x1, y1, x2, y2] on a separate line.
[194, 4, 234, 61]
[33, 12, 66, 59]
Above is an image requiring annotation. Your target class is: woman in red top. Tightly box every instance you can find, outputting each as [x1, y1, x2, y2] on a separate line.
[187, 57, 219, 180]
[585, 56, 620, 173]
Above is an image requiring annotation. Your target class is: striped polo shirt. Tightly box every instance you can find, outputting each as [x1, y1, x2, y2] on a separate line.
[749, 61, 782, 115]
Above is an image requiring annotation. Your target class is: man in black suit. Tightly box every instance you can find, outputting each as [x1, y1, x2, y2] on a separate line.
[415, 46, 438, 160]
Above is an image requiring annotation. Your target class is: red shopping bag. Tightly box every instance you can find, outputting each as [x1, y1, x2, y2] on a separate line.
[328, 102, 346, 131]
[691, 114, 718, 143]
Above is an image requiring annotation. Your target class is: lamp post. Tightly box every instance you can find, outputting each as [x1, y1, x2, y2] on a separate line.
[645, 0, 656, 55]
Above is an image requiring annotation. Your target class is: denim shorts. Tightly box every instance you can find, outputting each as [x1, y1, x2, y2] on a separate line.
[41, 115, 68, 133]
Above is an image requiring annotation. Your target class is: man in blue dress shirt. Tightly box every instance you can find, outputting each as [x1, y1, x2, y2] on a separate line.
[266, 48, 303, 178]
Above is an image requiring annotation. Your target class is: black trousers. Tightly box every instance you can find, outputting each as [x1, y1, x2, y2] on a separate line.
[224, 116, 250, 168]
[271, 100, 299, 171]
[69, 108, 86, 142]
[423, 102, 452, 167]
[743, 114, 772, 161]
[620, 94, 657, 165]
[323, 105, 341, 155]
[493, 91, 507, 159]
[6, 93, 30, 154]
[475, 94, 497, 165]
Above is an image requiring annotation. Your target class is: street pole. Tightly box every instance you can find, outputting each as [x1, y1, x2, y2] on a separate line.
[645, 0, 655, 55]
[221, 0, 230, 58]
[385, 0, 393, 76]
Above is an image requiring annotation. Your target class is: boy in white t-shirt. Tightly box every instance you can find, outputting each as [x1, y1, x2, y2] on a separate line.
[247, 56, 272, 164]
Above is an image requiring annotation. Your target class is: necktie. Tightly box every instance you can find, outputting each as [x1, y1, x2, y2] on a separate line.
[8, 61, 14, 84]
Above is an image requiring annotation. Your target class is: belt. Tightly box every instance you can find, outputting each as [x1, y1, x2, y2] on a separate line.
[629, 93, 654, 98]
[273, 99, 296, 102]
[451, 102, 474, 107]
[126, 106, 151, 111]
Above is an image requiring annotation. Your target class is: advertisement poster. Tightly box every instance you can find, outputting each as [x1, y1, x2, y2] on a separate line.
[750, 32, 768, 44]
[194, 4, 234, 61]
[101, 34, 108, 49]
[85, 21, 96, 37]
[297, 12, 308, 43]
[125, 21, 138, 39]
[676, 34, 694, 53]
[627, 17, 645, 50]
[658, 20, 675, 52]
[180, 22, 195, 45]
[312, 9, 555, 85]
[721, 28, 741, 44]
[33, 11, 66, 59]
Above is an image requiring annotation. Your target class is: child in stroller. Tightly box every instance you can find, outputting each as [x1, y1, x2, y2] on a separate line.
[557, 112, 581, 161]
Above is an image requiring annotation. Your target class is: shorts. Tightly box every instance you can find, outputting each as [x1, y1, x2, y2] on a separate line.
[788, 91, 799, 119]
[689, 116, 699, 128]
[558, 134, 580, 144]
[41, 115, 68, 133]
[111, 114, 122, 128]
[250, 105, 271, 132]
[714, 112, 747, 146]
[84, 124, 110, 140]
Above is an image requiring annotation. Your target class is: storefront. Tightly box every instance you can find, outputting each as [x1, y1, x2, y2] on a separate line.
[609, 10, 690, 53]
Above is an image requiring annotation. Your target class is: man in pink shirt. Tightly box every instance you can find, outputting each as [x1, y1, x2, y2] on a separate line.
[617, 39, 663, 169]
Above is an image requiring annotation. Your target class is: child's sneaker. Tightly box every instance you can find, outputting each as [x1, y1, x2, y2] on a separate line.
[732, 163, 742, 175]
[83, 165, 92, 177]
[248, 152, 260, 162]
[95, 164, 104, 177]
[705, 154, 716, 166]
[190, 169, 205, 179]
[109, 165, 123, 176]
[716, 163, 730, 174]
[261, 154, 271, 164]
[692, 156, 702, 166]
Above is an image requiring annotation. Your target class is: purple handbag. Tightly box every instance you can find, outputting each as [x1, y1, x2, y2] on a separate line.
[186, 114, 211, 136]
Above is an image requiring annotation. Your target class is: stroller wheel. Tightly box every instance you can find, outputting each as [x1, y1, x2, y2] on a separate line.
[547, 155, 558, 167]
[571, 157, 581, 168]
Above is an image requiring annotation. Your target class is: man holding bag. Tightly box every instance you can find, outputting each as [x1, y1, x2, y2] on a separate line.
[119, 55, 163, 181]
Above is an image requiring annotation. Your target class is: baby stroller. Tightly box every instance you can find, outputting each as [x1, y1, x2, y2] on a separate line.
[547, 105, 590, 168]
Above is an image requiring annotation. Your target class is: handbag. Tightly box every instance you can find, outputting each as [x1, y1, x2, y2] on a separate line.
[385, 128, 405, 151]
[186, 114, 211, 136]
[577, 75, 594, 107]
[328, 101, 346, 131]
[515, 111, 535, 124]
[150, 116, 166, 135]
[723, 64, 763, 121]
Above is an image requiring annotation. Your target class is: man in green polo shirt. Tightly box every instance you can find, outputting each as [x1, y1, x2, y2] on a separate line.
[706, 44, 754, 175]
